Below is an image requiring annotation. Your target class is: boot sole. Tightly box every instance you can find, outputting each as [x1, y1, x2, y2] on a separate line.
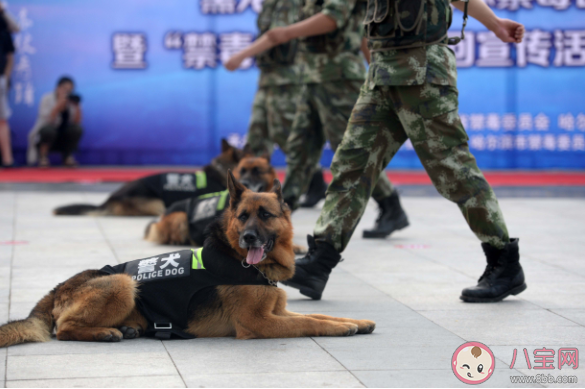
[460, 283, 527, 303]
[362, 218, 410, 239]
[280, 280, 322, 300]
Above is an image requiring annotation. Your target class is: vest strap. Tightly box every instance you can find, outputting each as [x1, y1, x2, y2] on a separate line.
[195, 171, 207, 189]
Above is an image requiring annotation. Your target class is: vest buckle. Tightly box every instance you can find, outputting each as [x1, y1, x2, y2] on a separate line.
[154, 322, 172, 330]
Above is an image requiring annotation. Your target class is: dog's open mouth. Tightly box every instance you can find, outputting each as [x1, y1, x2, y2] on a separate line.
[246, 240, 273, 265]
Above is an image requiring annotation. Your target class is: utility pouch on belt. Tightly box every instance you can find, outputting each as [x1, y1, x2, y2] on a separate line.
[364, 0, 453, 51]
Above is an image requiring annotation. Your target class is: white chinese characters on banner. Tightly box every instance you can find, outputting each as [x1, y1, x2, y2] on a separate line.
[452, 29, 585, 68]
[112, 33, 147, 69]
[453, 112, 585, 153]
[485, 0, 582, 9]
[200, 0, 263, 14]
[164, 32, 255, 70]
[13, 7, 35, 106]
[218, 33, 254, 69]
[183, 33, 217, 69]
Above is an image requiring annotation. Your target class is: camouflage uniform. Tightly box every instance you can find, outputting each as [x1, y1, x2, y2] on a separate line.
[247, 0, 301, 157]
[314, 0, 510, 252]
[281, 0, 395, 209]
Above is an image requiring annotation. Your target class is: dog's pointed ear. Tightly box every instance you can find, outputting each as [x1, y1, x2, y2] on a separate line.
[227, 169, 247, 209]
[271, 179, 283, 203]
[242, 143, 254, 157]
[260, 151, 271, 164]
[221, 138, 232, 153]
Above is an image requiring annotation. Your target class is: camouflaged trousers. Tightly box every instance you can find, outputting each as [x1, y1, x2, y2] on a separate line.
[247, 85, 301, 156]
[282, 81, 395, 209]
[314, 82, 510, 252]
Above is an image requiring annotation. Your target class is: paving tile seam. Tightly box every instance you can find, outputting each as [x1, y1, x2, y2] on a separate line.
[5, 373, 185, 381]
[82, 190, 123, 265]
[4, 374, 182, 383]
[161, 339, 188, 387]
[308, 337, 367, 388]
[5, 193, 16, 386]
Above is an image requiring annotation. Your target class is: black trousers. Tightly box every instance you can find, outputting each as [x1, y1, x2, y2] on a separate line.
[38, 123, 83, 159]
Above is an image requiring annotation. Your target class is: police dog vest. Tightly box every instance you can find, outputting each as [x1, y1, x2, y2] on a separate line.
[165, 191, 230, 246]
[364, 0, 452, 51]
[140, 171, 225, 207]
[100, 247, 270, 339]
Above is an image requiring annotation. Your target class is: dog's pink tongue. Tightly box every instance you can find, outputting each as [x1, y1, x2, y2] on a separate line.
[246, 247, 264, 265]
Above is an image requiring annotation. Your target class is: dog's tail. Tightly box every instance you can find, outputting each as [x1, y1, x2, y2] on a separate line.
[53, 204, 104, 216]
[0, 291, 55, 348]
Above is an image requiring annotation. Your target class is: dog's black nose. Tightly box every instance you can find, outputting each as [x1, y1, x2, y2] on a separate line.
[242, 231, 258, 244]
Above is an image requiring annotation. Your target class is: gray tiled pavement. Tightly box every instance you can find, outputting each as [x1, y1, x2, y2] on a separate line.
[0, 190, 584, 387]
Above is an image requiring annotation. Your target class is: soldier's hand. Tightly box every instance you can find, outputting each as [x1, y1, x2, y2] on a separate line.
[225, 54, 244, 71]
[493, 18, 525, 43]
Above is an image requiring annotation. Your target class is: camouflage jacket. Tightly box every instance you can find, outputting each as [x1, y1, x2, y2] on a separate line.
[257, 0, 302, 87]
[365, 0, 459, 87]
[297, 0, 368, 84]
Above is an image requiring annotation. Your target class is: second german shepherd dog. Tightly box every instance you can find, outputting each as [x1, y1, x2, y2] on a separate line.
[52, 139, 244, 217]
[0, 172, 374, 347]
[144, 154, 277, 246]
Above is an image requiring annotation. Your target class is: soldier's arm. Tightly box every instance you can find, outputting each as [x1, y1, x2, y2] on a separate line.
[225, 13, 337, 71]
[452, 0, 524, 43]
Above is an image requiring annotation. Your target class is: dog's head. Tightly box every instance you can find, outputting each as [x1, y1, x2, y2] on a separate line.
[224, 170, 295, 281]
[210, 139, 245, 181]
[232, 147, 276, 193]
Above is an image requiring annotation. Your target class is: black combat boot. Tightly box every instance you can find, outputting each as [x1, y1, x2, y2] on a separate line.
[460, 239, 527, 302]
[299, 170, 328, 208]
[362, 191, 409, 238]
[280, 235, 341, 300]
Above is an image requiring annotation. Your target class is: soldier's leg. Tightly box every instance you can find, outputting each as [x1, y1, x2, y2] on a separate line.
[265, 85, 300, 154]
[282, 84, 325, 209]
[314, 81, 407, 239]
[246, 88, 272, 156]
[313, 86, 408, 252]
[395, 83, 509, 248]
[281, 85, 408, 299]
[393, 83, 522, 303]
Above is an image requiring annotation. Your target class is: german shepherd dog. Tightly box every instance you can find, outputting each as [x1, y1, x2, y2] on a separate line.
[144, 154, 277, 246]
[0, 172, 375, 346]
[52, 139, 244, 217]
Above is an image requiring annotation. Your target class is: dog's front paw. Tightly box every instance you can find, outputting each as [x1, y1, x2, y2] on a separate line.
[119, 325, 142, 339]
[356, 320, 376, 334]
[292, 244, 307, 255]
[95, 328, 123, 342]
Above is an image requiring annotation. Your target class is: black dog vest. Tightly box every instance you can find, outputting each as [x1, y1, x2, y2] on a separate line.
[165, 191, 230, 246]
[100, 247, 270, 339]
[139, 171, 225, 207]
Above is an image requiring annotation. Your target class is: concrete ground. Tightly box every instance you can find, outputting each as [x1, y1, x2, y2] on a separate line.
[0, 187, 584, 388]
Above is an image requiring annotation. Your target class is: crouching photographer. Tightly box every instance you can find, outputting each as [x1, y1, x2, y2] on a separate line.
[27, 76, 83, 167]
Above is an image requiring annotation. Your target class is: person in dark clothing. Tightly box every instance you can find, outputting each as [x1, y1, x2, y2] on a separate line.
[27, 76, 83, 167]
[0, 8, 17, 168]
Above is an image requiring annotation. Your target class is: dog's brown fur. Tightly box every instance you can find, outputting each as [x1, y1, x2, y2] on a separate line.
[0, 173, 374, 347]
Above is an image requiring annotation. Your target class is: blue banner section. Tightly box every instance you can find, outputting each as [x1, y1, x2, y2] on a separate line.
[7, 0, 585, 168]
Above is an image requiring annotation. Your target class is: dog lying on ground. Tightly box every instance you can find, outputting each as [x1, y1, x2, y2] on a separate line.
[0, 172, 375, 346]
[52, 139, 243, 216]
[144, 154, 277, 246]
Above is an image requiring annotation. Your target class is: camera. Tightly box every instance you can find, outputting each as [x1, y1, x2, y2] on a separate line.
[68, 93, 82, 104]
